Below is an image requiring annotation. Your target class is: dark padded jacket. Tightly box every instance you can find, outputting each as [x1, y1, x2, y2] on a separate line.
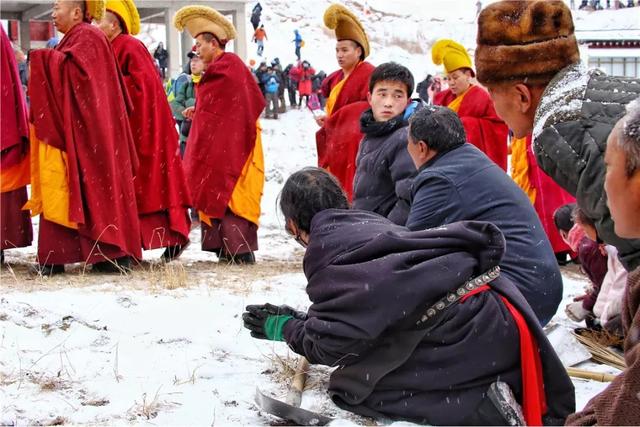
[282, 210, 574, 425]
[352, 108, 417, 225]
[407, 143, 562, 325]
[533, 63, 640, 271]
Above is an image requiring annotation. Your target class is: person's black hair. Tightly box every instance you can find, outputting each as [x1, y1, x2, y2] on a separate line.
[408, 105, 466, 151]
[553, 203, 576, 233]
[279, 167, 349, 234]
[368, 62, 414, 97]
[572, 205, 596, 228]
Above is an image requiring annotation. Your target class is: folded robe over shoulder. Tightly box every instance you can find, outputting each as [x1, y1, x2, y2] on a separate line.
[435, 85, 509, 171]
[317, 61, 374, 200]
[111, 33, 191, 249]
[184, 52, 265, 224]
[27, 22, 142, 260]
[0, 26, 32, 250]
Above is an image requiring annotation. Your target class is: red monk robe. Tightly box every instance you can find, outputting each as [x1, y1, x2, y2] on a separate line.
[317, 61, 375, 200]
[111, 33, 191, 250]
[0, 27, 32, 253]
[184, 52, 265, 256]
[511, 135, 575, 254]
[26, 23, 141, 266]
[434, 85, 508, 171]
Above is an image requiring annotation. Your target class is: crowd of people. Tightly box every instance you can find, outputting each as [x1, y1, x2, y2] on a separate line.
[1, 0, 640, 425]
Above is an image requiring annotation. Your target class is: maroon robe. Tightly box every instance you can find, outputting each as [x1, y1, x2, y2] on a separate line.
[184, 52, 265, 220]
[28, 23, 141, 265]
[434, 85, 509, 171]
[0, 27, 32, 251]
[317, 61, 375, 200]
[111, 34, 191, 250]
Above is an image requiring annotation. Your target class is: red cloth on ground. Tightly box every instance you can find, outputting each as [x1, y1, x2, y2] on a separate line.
[524, 135, 575, 254]
[201, 209, 258, 255]
[111, 34, 191, 249]
[1, 189, 32, 250]
[1, 27, 32, 250]
[29, 23, 141, 263]
[316, 61, 374, 200]
[434, 86, 509, 171]
[184, 52, 265, 220]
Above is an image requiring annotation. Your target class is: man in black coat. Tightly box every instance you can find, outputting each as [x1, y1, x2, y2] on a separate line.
[243, 167, 574, 425]
[353, 62, 419, 225]
[406, 106, 562, 325]
[475, 0, 640, 272]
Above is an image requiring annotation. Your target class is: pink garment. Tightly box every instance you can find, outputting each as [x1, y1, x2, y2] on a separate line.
[567, 223, 585, 252]
[593, 245, 628, 325]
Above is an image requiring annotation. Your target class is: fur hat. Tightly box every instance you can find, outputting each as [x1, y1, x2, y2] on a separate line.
[475, 0, 580, 85]
[105, 0, 140, 35]
[85, 0, 106, 21]
[432, 39, 474, 75]
[324, 4, 370, 58]
[173, 5, 237, 42]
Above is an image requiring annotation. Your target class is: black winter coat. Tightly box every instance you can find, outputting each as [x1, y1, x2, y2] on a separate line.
[352, 108, 417, 225]
[283, 210, 574, 425]
[407, 143, 563, 325]
[533, 63, 640, 271]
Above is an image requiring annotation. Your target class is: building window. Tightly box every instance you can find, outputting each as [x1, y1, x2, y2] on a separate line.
[589, 56, 640, 78]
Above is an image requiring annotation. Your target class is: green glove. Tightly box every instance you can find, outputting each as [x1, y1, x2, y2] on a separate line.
[243, 305, 294, 341]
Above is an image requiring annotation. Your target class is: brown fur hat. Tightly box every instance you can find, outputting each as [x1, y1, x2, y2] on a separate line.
[475, 0, 580, 85]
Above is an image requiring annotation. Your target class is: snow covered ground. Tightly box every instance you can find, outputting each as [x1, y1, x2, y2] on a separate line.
[1, 1, 632, 425]
[0, 108, 622, 426]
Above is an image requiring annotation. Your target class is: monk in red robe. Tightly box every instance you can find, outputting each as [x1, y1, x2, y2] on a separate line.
[25, 0, 141, 275]
[1, 27, 32, 262]
[432, 39, 508, 170]
[316, 4, 375, 200]
[511, 135, 575, 256]
[99, 0, 191, 262]
[174, 6, 265, 264]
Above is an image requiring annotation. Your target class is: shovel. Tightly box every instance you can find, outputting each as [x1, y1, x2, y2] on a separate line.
[256, 357, 333, 425]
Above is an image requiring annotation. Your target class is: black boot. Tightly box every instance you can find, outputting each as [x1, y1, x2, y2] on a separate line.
[231, 251, 256, 265]
[29, 263, 65, 276]
[92, 256, 132, 273]
[462, 382, 525, 426]
[161, 242, 189, 263]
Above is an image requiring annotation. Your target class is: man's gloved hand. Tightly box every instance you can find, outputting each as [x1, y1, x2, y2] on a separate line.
[243, 303, 307, 341]
[565, 301, 590, 322]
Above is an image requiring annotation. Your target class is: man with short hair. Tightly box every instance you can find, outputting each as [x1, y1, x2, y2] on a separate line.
[174, 6, 265, 264]
[353, 62, 419, 225]
[26, 0, 141, 274]
[475, 0, 640, 272]
[406, 106, 563, 325]
[98, 0, 192, 262]
[315, 4, 375, 200]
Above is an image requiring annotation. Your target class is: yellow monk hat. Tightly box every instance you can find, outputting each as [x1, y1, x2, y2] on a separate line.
[105, 0, 140, 35]
[432, 39, 474, 75]
[85, 0, 106, 21]
[324, 4, 370, 58]
[173, 5, 237, 43]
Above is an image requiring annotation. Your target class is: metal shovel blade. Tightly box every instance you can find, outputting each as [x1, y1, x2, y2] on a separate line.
[255, 387, 333, 426]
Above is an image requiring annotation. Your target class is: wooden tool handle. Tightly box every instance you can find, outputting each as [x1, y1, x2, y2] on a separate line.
[286, 357, 309, 407]
[566, 367, 617, 382]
